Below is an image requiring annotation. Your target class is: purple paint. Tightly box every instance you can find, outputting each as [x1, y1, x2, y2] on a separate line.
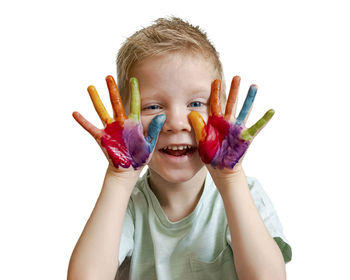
[123, 119, 151, 168]
[210, 124, 250, 169]
[197, 115, 250, 169]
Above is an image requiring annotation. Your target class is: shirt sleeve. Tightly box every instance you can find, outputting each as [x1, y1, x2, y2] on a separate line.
[226, 176, 292, 263]
[118, 201, 135, 266]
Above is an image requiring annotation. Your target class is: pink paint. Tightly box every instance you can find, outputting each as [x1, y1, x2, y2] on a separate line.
[100, 119, 153, 169]
[101, 121, 133, 168]
[198, 115, 230, 164]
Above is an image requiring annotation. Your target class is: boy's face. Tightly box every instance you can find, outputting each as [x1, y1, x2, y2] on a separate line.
[130, 52, 217, 183]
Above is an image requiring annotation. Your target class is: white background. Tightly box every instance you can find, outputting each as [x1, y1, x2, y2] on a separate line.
[1, 0, 349, 279]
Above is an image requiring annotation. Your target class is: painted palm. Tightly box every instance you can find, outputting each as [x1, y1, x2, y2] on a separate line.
[73, 76, 165, 169]
[188, 76, 274, 169]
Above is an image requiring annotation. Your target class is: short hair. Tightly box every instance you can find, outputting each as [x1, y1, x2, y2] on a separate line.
[116, 16, 225, 106]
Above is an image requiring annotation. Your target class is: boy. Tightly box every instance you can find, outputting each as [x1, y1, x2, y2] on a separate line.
[68, 17, 292, 279]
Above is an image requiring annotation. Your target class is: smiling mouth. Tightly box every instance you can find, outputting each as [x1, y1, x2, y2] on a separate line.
[159, 145, 196, 157]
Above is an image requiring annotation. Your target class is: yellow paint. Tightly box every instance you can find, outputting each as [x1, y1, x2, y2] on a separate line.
[188, 111, 207, 142]
[88, 85, 113, 125]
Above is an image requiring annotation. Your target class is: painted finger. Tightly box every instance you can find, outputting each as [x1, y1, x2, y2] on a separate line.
[224, 76, 241, 121]
[105, 75, 126, 125]
[235, 85, 257, 125]
[241, 109, 275, 141]
[87, 85, 113, 125]
[146, 114, 166, 152]
[129, 77, 141, 121]
[72, 111, 103, 139]
[210, 79, 222, 116]
[188, 111, 207, 143]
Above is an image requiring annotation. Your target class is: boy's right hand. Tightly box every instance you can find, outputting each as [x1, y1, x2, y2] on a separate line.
[73, 75, 165, 174]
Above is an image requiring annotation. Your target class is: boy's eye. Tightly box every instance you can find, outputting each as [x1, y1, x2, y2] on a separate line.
[189, 101, 203, 108]
[143, 104, 161, 110]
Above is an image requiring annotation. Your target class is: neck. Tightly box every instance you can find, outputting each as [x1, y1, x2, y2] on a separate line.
[148, 167, 207, 221]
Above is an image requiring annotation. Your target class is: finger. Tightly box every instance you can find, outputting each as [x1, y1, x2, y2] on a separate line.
[240, 109, 275, 141]
[87, 85, 113, 125]
[146, 114, 166, 152]
[235, 84, 257, 125]
[210, 79, 222, 116]
[105, 75, 126, 125]
[224, 76, 241, 121]
[188, 111, 207, 143]
[129, 77, 141, 121]
[72, 111, 104, 139]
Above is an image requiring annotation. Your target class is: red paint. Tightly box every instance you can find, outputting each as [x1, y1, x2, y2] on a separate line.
[198, 115, 230, 163]
[101, 121, 132, 168]
[209, 115, 230, 143]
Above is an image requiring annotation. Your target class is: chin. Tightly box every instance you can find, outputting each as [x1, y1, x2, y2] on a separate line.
[148, 151, 205, 184]
[151, 167, 202, 184]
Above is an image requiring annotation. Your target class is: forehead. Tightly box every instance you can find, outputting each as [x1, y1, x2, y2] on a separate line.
[134, 51, 217, 74]
[130, 52, 218, 99]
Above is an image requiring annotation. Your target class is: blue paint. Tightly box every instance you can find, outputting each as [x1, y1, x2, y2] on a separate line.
[146, 114, 166, 151]
[236, 85, 257, 125]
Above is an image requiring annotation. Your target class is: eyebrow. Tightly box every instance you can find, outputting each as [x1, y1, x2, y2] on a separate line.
[189, 89, 210, 98]
[139, 85, 211, 101]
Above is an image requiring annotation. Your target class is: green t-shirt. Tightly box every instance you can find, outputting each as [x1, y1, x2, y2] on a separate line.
[116, 171, 292, 279]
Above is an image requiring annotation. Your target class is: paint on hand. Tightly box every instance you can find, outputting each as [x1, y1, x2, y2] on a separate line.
[210, 120, 250, 169]
[189, 78, 274, 169]
[196, 115, 250, 168]
[101, 121, 133, 168]
[90, 76, 165, 169]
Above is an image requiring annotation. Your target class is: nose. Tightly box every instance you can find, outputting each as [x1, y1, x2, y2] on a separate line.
[162, 106, 192, 133]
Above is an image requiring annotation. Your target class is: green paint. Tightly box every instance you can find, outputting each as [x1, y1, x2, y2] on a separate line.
[241, 109, 274, 141]
[241, 129, 252, 141]
[129, 77, 141, 121]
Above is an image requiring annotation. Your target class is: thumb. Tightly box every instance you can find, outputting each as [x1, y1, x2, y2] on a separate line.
[146, 114, 166, 152]
[188, 111, 207, 144]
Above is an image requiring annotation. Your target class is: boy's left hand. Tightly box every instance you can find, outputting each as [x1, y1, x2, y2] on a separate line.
[188, 76, 274, 176]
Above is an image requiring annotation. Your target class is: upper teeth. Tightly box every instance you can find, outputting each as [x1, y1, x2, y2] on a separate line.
[163, 145, 191, 150]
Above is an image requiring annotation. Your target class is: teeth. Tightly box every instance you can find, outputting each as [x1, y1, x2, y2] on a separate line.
[163, 145, 192, 150]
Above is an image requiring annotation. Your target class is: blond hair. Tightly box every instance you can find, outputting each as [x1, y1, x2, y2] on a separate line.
[116, 17, 225, 105]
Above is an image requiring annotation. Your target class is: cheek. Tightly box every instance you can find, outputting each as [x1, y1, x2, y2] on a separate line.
[141, 115, 153, 134]
[202, 112, 209, 123]
[198, 110, 209, 123]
